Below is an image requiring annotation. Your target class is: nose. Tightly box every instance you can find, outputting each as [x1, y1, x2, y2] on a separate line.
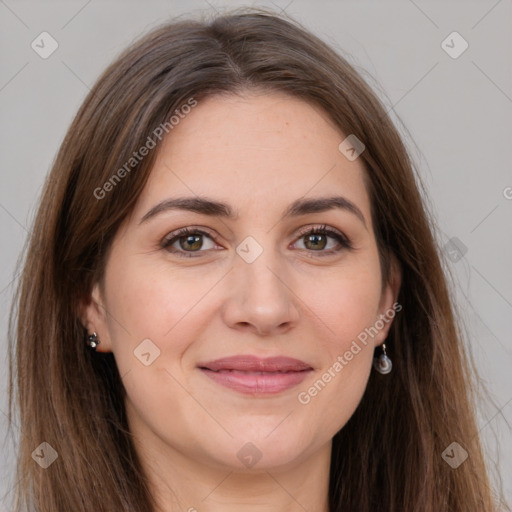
[221, 250, 301, 337]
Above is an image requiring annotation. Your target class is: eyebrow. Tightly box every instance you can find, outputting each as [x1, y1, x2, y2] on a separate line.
[139, 195, 367, 229]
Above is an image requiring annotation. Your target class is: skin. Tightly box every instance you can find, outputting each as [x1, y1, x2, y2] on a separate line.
[83, 91, 401, 512]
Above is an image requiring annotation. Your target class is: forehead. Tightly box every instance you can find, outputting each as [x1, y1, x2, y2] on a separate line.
[132, 91, 372, 225]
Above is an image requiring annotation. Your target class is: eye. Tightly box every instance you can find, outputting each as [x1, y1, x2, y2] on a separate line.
[162, 224, 353, 258]
[161, 227, 218, 258]
[292, 224, 353, 256]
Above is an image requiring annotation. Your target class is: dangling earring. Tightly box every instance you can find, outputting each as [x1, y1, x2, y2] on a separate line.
[373, 342, 392, 374]
[87, 332, 100, 349]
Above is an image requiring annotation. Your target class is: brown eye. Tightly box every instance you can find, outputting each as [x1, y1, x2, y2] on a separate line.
[178, 234, 203, 251]
[162, 228, 217, 257]
[293, 225, 352, 255]
[303, 233, 328, 251]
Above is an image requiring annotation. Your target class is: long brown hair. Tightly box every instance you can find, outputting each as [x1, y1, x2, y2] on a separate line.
[8, 7, 500, 511]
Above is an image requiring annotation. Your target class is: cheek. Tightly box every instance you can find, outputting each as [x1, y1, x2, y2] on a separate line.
[307, 253, 383, 349]
[295, 308, 376, 445]
[104, 258, 222, 351]
[100, 260, 223, 444]
[98, 259, 229, 429]
[294, 254, 382, 432]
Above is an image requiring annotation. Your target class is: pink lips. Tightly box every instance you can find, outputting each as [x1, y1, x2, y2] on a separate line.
[198, 355, 313, 395]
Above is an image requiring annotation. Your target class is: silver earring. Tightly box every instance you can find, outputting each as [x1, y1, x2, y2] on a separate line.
[87, 332, 100, 349]
[373, 343, 392, 374]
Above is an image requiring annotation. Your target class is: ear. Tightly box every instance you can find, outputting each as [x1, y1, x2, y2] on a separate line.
[79, 282, 113, 353]
[374, 254, 402, 347]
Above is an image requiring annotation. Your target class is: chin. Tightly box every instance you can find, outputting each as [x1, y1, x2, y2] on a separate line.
[202, 428, 317, 473]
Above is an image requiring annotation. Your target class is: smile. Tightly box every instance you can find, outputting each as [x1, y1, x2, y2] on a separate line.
[198, 355, 313, 395]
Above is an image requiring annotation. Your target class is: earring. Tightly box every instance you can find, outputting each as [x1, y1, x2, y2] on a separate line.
[373, 343, 392, 374]
[87, 332, 100, 349]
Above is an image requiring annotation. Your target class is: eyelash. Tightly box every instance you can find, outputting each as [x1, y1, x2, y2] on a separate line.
[161, 224, 353, 259]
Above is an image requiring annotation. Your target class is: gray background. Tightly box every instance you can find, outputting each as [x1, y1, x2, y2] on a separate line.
[1, 0, 511, 509]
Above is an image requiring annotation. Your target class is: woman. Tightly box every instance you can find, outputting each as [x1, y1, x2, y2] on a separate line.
[8, 7, 499, 511]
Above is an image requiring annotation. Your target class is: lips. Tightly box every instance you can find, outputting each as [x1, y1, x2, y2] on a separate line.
[198, 355, 313, 395]
[200, 355, 312, 373]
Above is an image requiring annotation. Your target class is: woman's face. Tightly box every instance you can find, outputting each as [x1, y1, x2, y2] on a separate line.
[85, 91, 400, 473]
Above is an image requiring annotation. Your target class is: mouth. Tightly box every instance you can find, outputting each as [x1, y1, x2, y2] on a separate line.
[198, 355, 313, 395]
